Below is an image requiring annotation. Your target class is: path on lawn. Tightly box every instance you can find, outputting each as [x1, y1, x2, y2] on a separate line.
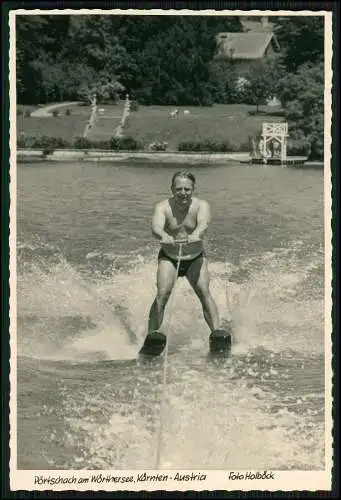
[30, 101, 126, 141]
[31, 101, 81, 117]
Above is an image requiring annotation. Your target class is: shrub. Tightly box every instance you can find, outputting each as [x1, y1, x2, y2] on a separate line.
[17, 134, 35, 148]
[95, 140, 111, 150]
[17, 134, 144, 152]
[287, 138, 311, 157]
[17, 135, 70, 150]
[237, 140, 251, 152]
[74, 136, 94, 149]
[109, 137, 120, 150]
[309, 135, 323, 160]
[220, 140, 238, 152]
[178, 140, 236, 152]
[130, 100, 139, 112]
[31, 135, 71, 149]
[178, 142, 194, 152]
[42, 148, 55, 156]
[198, 140, 214, 151]
[17, 136, 25, 148]
[200, 95, 214, 107]
[120, 136, 143, 150]
[109, 136, 143, 151]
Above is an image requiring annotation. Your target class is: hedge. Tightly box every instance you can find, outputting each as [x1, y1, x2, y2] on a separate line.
[17, 135, 144, 152]
[178, 139, 238, 153]
[17, 135, 270, 154]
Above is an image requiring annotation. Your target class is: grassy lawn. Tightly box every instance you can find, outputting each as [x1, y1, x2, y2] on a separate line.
[17, 102, 284, 150]
[17, 103, 87, 141]
[124, 104, 284, 150]
[17, 101, 125, 142]
[17, 115, 86, 141]
[87, 104, 125, 141]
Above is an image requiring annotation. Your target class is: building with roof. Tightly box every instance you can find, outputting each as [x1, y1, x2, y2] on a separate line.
[211, 16, 282, 105]
[214, 17, 280, 79]
[215, 31, 280, 77]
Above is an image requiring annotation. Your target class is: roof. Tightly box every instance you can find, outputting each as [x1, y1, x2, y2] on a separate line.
[215, 32, 280, 60]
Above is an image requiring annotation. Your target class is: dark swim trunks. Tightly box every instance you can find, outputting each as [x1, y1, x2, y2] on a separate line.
[158, 248, 205, 278]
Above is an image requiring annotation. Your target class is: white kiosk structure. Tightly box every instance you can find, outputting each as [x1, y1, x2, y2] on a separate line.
[251, 121, 307, 166]
[260, 122, 288, 163]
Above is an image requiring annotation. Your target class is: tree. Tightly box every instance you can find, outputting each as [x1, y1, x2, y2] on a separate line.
[208, 59, 236, 104]
[136, 16, 242, 105]
[273, 16, 324, 72]
[16, 16, 51, 103]
[244, 55, 285, 112]
[276, 60, 324, 159]
[15, 14, 243, 105]
[61, 16, 127, 80]
[78, 80, 125, 104]
[271, 17, 325, 159]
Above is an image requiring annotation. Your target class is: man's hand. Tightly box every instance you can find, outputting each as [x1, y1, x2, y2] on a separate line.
[161, 233, 175, 244]
[187, 233, 201, 243]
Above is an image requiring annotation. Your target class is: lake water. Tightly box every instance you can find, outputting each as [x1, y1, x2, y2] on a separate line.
[15, 161, 326, 470]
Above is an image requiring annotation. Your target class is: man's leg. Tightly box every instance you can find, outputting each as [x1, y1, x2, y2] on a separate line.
[148, 258, 178, 333]
[186, 256, 220, 332]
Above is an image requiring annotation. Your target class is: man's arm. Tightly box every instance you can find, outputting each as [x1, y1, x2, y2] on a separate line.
[151, 202, 169, 241]
[189, 200, 211, 241]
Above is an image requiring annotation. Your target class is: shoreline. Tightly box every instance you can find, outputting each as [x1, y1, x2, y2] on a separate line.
[16, 149, 323, 167]
[16, 149, 251, 164]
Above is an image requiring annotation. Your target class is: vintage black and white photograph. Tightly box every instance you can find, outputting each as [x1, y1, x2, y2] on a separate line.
[9, 7, 333, 492]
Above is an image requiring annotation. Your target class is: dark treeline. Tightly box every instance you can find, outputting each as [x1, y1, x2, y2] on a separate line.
[16, 15, 243, 105]
[16, 15, 325, 158]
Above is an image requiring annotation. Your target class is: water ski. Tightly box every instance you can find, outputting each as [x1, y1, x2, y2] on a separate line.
[209, 329, 232, 355]
[139, 331, 167, 357]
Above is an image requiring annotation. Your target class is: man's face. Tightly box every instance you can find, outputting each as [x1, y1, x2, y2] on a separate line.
[171, 177, 194, 207]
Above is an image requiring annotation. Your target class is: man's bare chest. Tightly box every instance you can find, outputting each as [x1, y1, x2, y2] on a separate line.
[165, 207, 197, 231]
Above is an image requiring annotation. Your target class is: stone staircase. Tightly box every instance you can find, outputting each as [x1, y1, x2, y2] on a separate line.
[84, 97, 129, 142]
[114, 94, 131, 138]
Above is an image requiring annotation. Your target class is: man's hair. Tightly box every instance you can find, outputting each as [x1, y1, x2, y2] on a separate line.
[171, 170, 196, 187]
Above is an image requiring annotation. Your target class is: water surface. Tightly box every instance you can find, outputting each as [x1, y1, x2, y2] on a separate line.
[17, 161, 325, 470]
